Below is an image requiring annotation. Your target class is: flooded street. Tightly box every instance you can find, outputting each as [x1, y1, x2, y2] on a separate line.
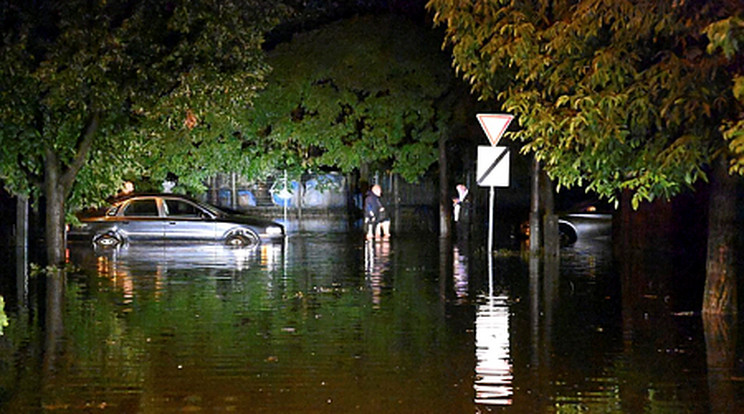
[1, 230, 743, 413]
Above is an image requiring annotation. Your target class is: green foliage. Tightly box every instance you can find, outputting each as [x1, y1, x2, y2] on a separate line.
[0, 0, 287, 213]
[705, 16, 744, 175]
[134, 0, 290, 193]
[429, 0, 743, 207]
[241, 15, 454, 183]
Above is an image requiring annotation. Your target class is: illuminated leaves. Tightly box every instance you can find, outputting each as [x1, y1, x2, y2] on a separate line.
[704, 16, 744, 175]
[429, 0, 742, 207]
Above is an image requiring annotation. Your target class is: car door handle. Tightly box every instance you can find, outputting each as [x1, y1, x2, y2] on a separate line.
[169, 221, 177, 225]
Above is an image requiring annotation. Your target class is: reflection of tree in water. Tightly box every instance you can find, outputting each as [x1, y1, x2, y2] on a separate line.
[3, 236, 481, 413]
[364, 240, 391, 308]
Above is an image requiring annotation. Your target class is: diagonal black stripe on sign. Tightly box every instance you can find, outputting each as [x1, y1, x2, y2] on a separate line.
[477, 148, 508, 185]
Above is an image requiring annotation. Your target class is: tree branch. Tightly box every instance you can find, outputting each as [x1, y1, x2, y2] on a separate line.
[61, 112, 100, 196]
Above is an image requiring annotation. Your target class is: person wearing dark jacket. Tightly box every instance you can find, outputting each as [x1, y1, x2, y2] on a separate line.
[364, 184, 390, 240]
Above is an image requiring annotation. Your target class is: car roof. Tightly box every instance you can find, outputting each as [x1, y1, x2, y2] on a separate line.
[113, 193, 201, 203]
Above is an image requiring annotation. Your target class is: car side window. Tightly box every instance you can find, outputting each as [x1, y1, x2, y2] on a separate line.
[165, 200, 202, 218]
[122, 199, 159, 217]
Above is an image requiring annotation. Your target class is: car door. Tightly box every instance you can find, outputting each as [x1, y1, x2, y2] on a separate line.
[117, 198, 165, 241]
[162, 198, 216, 241]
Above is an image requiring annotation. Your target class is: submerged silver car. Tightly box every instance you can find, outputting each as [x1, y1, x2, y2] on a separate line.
[558, 210, 612, 245]
[520, 201, 613, 245]
[68, 194, 285, 248]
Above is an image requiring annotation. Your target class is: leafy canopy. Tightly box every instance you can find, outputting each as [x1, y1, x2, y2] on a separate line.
[241, 14, 455, 183]
[0, 0, 287, 210]
[705, 16, 744, 175]
[429, 0, 743, 208]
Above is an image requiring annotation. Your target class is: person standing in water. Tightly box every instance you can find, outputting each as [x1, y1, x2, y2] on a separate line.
[364, 184, 391, 240]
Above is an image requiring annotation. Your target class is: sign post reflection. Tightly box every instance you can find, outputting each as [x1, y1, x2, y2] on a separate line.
[474, 290, 513, 406]
[475, 252, 512, 407]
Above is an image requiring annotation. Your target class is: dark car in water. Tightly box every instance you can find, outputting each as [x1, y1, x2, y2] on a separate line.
[557, 204, 612, 245]
[520, 199, 613, 245]
[68, 194, 285, 248]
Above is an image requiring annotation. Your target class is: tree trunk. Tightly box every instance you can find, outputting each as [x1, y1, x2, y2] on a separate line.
[702, 156, 737, 315]
[44, 148, 67, 266]
[439, 130, 451, 238]
[529, 158, 541, 253]
[16, 195, 29, 306]
[16, 195, 28, 249]
[42, 115, 99, 266]
[542, 170, 559, 257]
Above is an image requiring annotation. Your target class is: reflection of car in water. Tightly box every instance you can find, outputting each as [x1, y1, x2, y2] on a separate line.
[70, 242, 283, 271]
[68, 194, 285, 248]
[66, 243, 285, 303]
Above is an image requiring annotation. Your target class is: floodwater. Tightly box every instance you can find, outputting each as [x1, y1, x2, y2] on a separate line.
[1, 230, 743, 413]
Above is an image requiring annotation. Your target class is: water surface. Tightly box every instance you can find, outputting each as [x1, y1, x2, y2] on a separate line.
[0, 233, 742, 413]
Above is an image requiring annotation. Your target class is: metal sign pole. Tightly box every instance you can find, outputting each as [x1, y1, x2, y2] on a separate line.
[488, 186, 495, 298]
[488, 186, 495, 254]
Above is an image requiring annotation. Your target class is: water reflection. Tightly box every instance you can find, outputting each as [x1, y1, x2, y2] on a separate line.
[704, 313, 739, 414]
[364, 240, 391, 308]
[70, 242, 283, 272]
[474, 293, 513, 406]
[1, 233, 743, 413]
[453, 246, 469, 303]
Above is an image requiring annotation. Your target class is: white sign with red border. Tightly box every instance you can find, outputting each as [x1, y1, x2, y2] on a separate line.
[476, 113, 514, 146]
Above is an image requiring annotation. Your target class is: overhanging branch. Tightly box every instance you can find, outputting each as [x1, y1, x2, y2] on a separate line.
[61, 112, 100, 196]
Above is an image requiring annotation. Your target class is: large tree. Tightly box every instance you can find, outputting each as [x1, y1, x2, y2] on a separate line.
[705, 15, 744, 175]
[428, 0, 743, 314]
[0, 0, 286, 265]
[240, 14, 459, 183]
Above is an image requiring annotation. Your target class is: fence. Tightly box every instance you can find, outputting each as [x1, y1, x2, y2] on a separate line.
[204, 172, 439, 233]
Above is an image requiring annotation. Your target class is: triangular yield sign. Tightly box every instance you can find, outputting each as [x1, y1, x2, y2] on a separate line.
[476, 114, 514, 146]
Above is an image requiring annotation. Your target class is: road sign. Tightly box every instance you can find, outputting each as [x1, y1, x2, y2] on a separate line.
[477, 146, 509, 187]
[476, 114, 514, 146]
[475, 114, 513, 255]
